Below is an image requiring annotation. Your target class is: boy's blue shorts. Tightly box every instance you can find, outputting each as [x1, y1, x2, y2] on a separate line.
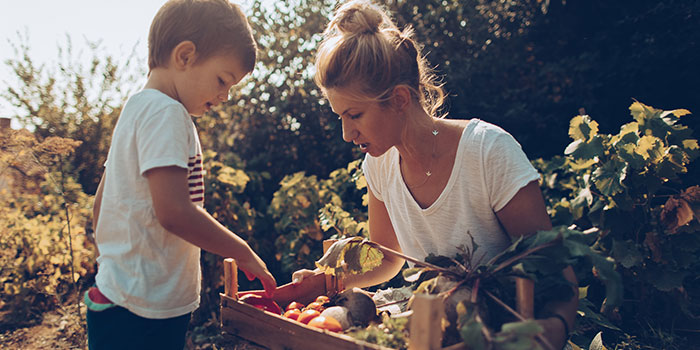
[85, 287, 191, 350]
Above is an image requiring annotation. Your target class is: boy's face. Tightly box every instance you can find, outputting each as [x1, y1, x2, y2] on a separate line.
[177, 53, 248, 117]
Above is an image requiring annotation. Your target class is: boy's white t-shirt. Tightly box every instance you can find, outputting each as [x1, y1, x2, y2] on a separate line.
[362, 119, 540, 264]
[95, 89, 205, 319]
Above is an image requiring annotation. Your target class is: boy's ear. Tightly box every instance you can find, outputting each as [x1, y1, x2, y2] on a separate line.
[390, 85, 412, 112]
[171, 41, 197, 69]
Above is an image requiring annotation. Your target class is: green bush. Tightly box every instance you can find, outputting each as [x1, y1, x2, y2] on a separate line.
[534, 101, 699, 349]
[0, 132, 96, 329]
[269, 159, 368, 277]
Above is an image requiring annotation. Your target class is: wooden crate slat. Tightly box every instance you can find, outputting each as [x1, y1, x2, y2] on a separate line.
[221, 294, 391, 350]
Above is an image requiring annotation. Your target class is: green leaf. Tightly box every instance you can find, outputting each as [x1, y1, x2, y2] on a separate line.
[611, 240, 643, 269]
[647, 266, 687, 292]
[611, 122, 640, 147]
[577, 298, 621, 331]
[569, 115, 599, 141]
[564, 135, 605, 160]
[635, 135, 665, 164]
[655, 145, 689, 179]
[591, 157, 627, 196]
[499, 320, 543, 336]
[616, 143, 646, 170]
[458, 308, 487, 350]
[315, 237, 384, 276]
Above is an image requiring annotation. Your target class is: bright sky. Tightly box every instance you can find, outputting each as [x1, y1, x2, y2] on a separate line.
[0, 0, 256, 128]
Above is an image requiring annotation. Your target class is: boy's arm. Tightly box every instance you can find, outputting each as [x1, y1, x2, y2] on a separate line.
[144, 166, 277, 296]
[92, 172, 105, 232]
[91, 172, 106, 258]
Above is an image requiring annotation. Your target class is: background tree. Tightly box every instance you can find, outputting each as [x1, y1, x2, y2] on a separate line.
[3, 34, 142, 194]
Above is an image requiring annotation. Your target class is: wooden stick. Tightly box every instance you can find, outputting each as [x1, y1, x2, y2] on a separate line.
[515, 278, 534, 319]
[323, 240, 338, 295]
[409, 294, 444, 350]
[223, 258, 238, 300]
[483, 290, 555, 350]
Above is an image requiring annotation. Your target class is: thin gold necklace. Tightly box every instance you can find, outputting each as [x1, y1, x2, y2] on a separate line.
[405, 124, 439, 188]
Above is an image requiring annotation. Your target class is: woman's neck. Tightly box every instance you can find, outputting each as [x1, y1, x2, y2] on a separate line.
[395, 107, 438, 170]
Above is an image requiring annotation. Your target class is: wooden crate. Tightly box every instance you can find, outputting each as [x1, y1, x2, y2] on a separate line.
[220, 241, 536, 350]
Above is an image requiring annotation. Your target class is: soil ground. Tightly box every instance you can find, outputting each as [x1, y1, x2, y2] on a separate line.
[0, 302, 266, 350]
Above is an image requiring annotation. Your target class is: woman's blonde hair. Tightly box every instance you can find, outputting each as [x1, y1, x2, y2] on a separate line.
[314, 0, 445, 117]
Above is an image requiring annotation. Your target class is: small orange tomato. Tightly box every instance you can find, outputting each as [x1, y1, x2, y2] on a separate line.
[307, 315, 343, 333]
[283, 308, 301, 320]
[286, 301, 305, 311]
[315, 295, 330, 305]
[297, 309, 321, 324]
[304, 301, 325, 312]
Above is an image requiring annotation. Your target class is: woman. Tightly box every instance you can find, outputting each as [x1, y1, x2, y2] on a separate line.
[294, 1, 577, 348]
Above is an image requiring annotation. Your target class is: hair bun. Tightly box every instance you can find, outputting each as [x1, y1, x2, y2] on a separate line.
[333, 0, 384, 35]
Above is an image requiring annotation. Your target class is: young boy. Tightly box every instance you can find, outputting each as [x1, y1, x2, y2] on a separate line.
[86, 1, 276, 349]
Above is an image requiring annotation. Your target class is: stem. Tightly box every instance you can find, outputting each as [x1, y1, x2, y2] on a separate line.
[368, 241, 458, 276]
[483, 290, 555, 350]
[490, 238, 560, 275]
[375, 297, 412, 309]
[58, 157, 82, 326]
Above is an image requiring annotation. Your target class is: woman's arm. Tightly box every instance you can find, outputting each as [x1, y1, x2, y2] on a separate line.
[291, 189, 405, 289]
[144, 166, 277, 296]
[496, 180, 578, 350]
[343, 190, 405, 289]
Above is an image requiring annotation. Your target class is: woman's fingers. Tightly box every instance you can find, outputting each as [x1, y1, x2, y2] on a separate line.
[292, 269, 316, 284]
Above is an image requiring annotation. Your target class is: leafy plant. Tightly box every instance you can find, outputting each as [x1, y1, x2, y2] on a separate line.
[0, 130, 96, 330]
[269, 159, 367, 276]
[535, 101, 699, 348]
[315, 228, 621, 350]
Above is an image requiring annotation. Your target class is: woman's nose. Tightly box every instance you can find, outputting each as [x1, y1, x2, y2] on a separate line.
[341, 118, 356, 143]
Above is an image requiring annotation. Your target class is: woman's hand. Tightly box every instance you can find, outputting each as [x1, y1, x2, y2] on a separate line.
[292, 268, 320, 284]
[536, 315, 570, 350]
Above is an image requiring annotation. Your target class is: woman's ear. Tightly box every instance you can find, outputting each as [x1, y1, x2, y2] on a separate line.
[390, 85, 412, 112]
[171, 41, 197, 69]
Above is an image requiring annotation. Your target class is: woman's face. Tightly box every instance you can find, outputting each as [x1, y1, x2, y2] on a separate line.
[326, 88, 402, 157]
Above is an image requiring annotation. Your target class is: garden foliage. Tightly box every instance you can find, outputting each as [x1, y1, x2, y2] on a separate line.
[2, 0, 699, 348]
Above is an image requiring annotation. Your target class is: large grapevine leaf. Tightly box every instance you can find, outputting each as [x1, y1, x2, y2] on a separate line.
[564, 136, 605, 160]
[315, 237, 384, 276]
[591, 157, 627, 196]
[611, 240, 643, 268]
[569, 115, 599, 142]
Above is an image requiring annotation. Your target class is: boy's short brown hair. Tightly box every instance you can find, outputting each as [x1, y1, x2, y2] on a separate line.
[148, 0, 257, 72]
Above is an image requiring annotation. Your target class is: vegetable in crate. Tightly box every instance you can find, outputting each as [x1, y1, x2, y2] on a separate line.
[239, 294, 283, 315]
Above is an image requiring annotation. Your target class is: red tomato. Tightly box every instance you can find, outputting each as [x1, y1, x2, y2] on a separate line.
[297, 309, 321, 324]
[283, 308, 301, 320]
[238, 294, 283, 315]
[304, 301, 325, 312]
[315, 295, 330, 305]
[307, 315, 343, 333]
[286, 301, 305, 311]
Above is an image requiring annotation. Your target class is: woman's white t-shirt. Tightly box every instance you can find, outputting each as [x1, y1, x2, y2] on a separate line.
[94, 89, 205, 319]
[362, 119, 540, 263]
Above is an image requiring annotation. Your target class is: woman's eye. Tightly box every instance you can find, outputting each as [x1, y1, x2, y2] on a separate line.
[218, 78, 225, 86]
[350, 113, 362, 120]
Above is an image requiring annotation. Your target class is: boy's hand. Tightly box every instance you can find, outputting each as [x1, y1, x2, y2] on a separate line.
[238, 257, 277, 298]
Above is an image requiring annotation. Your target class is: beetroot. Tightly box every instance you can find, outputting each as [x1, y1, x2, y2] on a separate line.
[239, 294, 283, 315]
